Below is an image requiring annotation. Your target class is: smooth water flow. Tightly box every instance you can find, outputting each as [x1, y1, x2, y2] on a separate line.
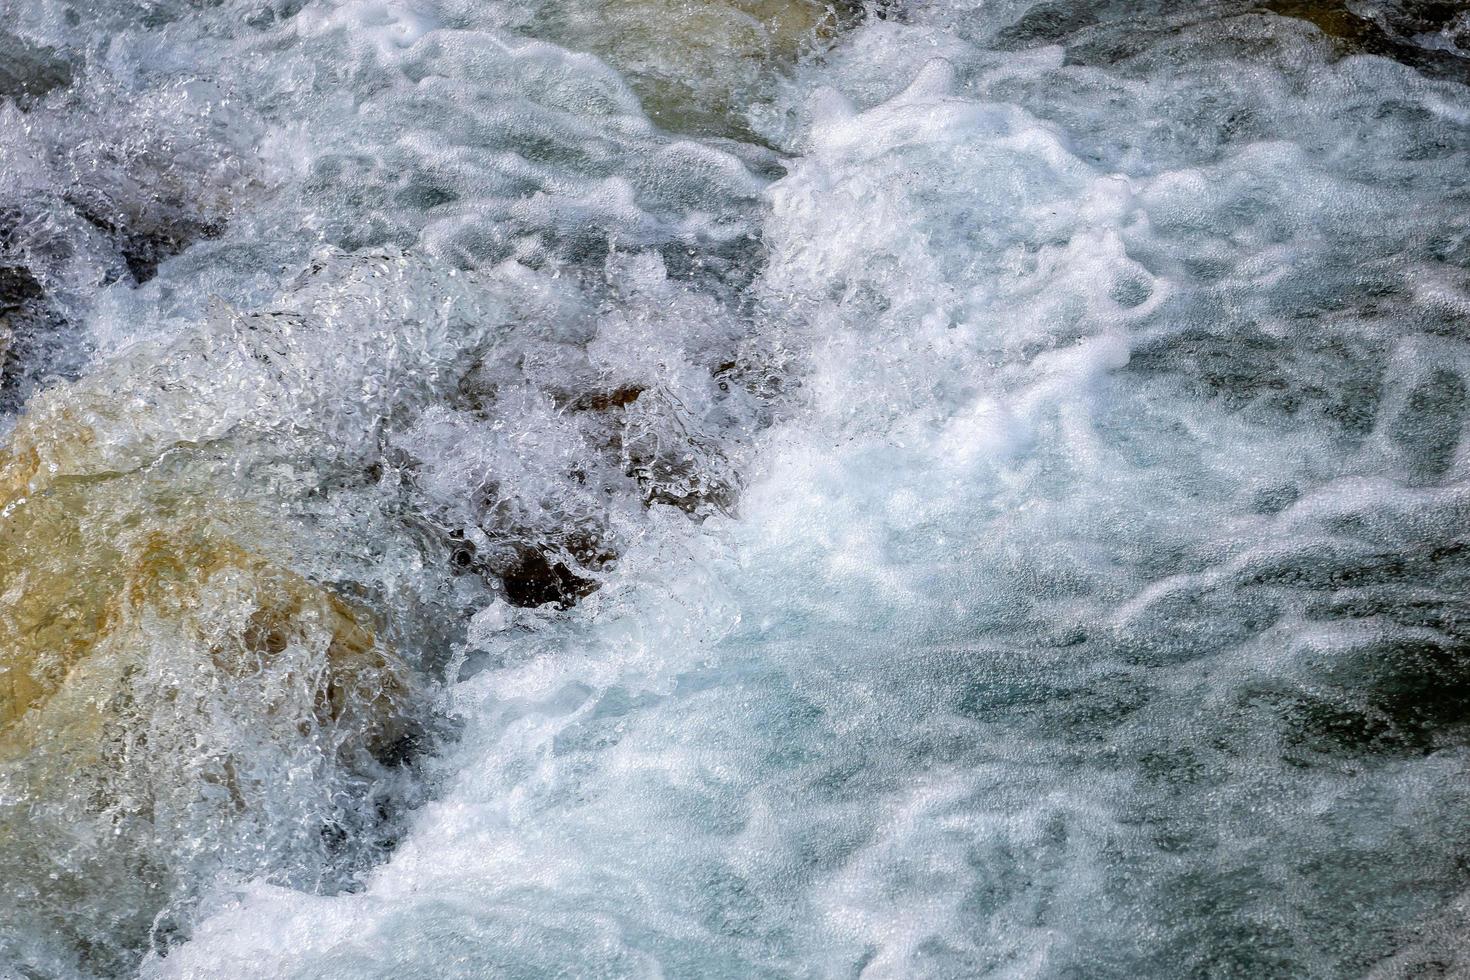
[1, 1, 1468, 977]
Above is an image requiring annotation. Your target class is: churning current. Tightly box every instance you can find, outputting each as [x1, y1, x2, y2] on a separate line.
[1, 0, 1469, 977]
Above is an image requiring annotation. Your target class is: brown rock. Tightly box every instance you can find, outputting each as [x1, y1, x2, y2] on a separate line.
[533, 0, 858, 139]
[0, 385, 410, 971]
[0, 467, 404, 751]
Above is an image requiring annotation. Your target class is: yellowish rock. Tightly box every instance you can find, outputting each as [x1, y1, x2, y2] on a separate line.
[0, 463, 404, 754]
[536, 0, 853, 139]
[0, 393, 411, 971]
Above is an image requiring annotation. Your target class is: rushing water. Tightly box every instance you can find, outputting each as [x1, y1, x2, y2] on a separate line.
[1, 0, 1469, 977]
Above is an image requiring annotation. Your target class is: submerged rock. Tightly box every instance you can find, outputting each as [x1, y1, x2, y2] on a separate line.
[0, 261, 83, 415]
[1265, 0, 1470, 80]
[0, 486, 404, 741]
[68, 194, 228, 285]
[0, 396, 413, 974]
[991, 0, 1470, 82]
[0, 264, 42, 384]
[530, 0, 858, 139]
[0, 32, 72, 107]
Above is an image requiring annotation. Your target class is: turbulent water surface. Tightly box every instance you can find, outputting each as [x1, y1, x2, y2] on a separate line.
[1, 0, 1469, 976]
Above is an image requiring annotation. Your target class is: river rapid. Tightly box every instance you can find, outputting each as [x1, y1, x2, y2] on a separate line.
[1, 1, 1469, 977]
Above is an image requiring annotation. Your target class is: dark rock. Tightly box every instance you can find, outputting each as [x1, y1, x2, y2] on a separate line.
[1124, 326, 1385, 438]
[0, 263, 81, 415]
[0, 264, 44, 313]
[562, 384, 645, 413]
[0, 33, 72, 107]
[498, 543, 600, 609]
[70, 198, 227, 285]
[445, 527, 612, 610]
[995, 0, 1100, 49]
[1391, 368, 1467, 486]
[1265, 0, 1470, 81]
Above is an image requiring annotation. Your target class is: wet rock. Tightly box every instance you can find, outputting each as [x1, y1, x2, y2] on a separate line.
[1264, 0, 1470, 80]
[530, 0, 861, 139]
[446, 527, 611, 610]
[624, 432, 740, 514]
[0, 523, 401, 742]
[0, 264, 43, 371]
[0, 264, 43, 312]
[991, 0, 1470, 80]
[0, 450, 410, 758]
[1390, 367, 1467, 485]
[496, 541, 603, 609]
[565, 380, 740, 515]
[0, 262, 82, 415]
[1125, 326, 1385, 437]
[994, 0, 1100, 49]
[435, 356, 748, 615]
[0, 413, 413, 972]
[0, 32, 72, 107]
[69, 195, 227, 285]
[561, 383, 645, 413]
